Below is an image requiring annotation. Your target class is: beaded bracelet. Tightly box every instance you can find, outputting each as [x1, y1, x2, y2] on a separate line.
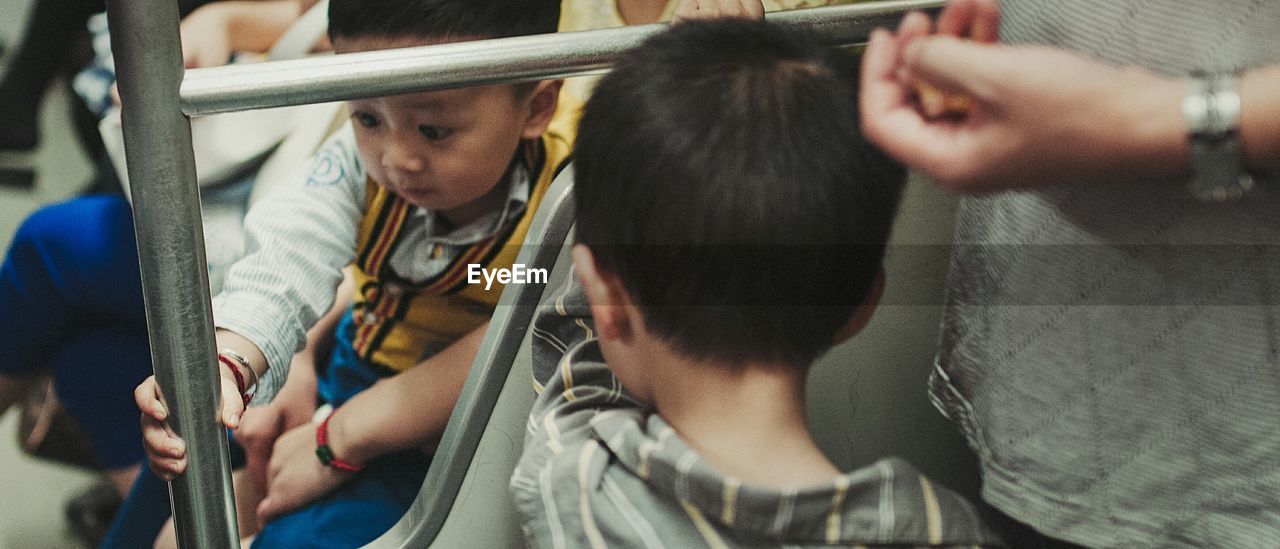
[216, 354, 252, 406]
[315, 411, 363, 473]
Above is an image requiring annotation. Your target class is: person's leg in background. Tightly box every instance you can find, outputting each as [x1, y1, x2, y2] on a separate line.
[99, 465, 171, 549]
[0, 194, 163, 544]
[0, 194, 150, 491]
[0, 0, 105, 153]
[46, 325, 153, 544]
[0, 0, 212, 188]
[101, 435, 248, 549]
[48, 326, 152, 492]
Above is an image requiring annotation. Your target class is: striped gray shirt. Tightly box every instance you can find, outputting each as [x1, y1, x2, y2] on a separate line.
[931, 1, 1280, 547]
[513, 276, 998, 548]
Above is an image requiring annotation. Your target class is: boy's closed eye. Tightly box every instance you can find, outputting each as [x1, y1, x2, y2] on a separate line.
[352, 111, 380, 129]
[350, 111, 453, 142]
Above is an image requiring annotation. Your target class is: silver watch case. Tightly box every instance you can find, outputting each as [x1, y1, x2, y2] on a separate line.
[1182, 73, 1254, 202]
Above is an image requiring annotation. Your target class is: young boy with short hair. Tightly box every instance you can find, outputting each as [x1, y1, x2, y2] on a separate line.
[132, 0, 574, 545]
[511, 20, 997, 547]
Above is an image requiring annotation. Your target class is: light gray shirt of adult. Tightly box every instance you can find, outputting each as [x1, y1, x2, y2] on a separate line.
[930, 2, 1280, 548]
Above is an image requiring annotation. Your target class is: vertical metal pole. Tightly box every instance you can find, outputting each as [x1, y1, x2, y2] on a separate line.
[103, 0, 240, 547]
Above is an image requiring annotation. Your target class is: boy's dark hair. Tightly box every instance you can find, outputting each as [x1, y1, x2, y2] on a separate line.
[574, 20, 905, 367]
[328, 0, 559, 43]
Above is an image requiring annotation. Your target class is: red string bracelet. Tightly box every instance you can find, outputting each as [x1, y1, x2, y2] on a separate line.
[315, 411, 363, 473]
[216, 354, 252, 406]
[218, 349, 258, 395]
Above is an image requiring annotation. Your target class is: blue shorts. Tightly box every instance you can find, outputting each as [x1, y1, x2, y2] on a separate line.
[252, 449, 431, 548]
[253, 309, 432, 548]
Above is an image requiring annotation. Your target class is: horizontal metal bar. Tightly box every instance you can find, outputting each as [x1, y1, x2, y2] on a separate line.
[180, 0, 943, 116]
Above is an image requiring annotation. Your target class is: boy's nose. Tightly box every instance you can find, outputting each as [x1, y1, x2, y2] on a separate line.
[384, 143, 426, 174]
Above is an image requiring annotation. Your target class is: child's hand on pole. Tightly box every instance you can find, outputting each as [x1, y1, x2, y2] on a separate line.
[135, 368, 246, 480]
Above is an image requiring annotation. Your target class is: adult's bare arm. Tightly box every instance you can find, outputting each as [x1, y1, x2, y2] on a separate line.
[323, 322, 489, 463]
[861, 11, 1280, 192]
[180, 0, 303, 68]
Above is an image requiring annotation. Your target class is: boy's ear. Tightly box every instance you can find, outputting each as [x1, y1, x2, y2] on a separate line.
[519, 79, 564, 140]
[833, 267, 885, 344]
[571, 244, 633, 342]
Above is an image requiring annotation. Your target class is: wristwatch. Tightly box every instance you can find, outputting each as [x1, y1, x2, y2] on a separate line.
[1183, 72, 1254, 202]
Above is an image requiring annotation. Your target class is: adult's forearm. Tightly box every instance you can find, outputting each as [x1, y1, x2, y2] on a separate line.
[1112, 64, 1280, 183]
[222, 0, 304, 55]
[1130, 65, 1280, 182]
[860, 28, 1280, 192]
[1240, 65, 1280, 176]
[326, 323, 489, 463]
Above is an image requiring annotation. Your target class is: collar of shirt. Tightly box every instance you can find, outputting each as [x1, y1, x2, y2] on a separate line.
[586, 406, 996, 544]
[417, 159, 531, 245]
[386, 159, 532, 283]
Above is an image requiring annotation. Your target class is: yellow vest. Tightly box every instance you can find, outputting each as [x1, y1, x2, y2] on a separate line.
[349, 108, 575, 373]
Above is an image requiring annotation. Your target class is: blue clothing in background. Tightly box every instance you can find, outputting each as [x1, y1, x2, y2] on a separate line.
[0, 194, 150, 468]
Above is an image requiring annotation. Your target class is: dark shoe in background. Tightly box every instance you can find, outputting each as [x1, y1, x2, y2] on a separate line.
[0, 150, 38, 189]
[0, 38, 39, 190]
[65, 481, 122, 548]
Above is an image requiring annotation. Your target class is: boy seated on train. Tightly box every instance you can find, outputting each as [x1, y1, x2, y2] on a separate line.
[128, 0, 577, 545]
[511, 19, 998, 547]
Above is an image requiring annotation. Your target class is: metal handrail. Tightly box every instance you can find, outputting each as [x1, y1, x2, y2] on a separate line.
[104, 1, 942, 547]
[180, 0, 943, 116]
